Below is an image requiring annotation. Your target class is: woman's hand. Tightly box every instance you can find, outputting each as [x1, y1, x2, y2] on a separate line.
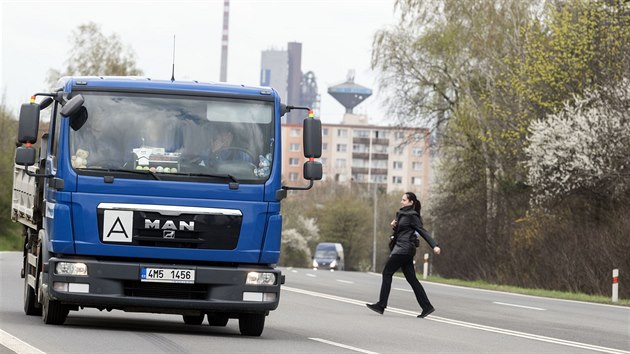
[390, 219, 397, 227]
[433, 246, 441, 255]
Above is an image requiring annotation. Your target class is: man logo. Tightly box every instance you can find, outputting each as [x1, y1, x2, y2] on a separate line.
[145, 219, 195, 231]
[163, 230, 176, 239]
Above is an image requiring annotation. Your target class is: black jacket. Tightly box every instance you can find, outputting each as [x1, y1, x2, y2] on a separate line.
[391, 206, 438, 255]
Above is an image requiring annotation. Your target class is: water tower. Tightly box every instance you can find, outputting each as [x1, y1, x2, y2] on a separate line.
[327, 70, 372, 114]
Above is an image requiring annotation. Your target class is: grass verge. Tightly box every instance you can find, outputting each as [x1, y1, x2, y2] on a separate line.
[0, 223, 22, 251]
[416, 274, 630, 307]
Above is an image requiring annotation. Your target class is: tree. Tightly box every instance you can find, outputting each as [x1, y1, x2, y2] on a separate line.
[525, 82, 630, 206]
[0, 99, 21, 247]
[373, 0, 630, 295]
[47, 22, 143, 86]
[373, 0, 537, 280]
[513, 0, 630, 116]
[317, 193, 373, 271]
[279, 215, 320, 268]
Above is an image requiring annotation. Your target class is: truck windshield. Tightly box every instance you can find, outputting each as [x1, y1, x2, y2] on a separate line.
[68, 92, 275, 182]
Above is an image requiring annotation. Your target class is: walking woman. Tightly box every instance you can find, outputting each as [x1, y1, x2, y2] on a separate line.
[366, 192, 441, 318]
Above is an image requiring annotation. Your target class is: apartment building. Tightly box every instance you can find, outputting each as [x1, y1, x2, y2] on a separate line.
[281, 114, 430, 198]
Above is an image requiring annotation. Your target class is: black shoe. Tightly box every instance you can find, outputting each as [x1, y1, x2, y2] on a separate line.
[366, 303, 384, 315]
[418, 307, 435, 318]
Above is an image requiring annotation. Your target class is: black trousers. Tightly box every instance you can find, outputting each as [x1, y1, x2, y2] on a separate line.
[377, 253, 433, 311]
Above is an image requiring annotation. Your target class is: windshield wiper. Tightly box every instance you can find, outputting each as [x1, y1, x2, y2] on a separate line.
[79, 168, 161, 180]
[80, 168, 240, 185]
[169, 172, 239, 184]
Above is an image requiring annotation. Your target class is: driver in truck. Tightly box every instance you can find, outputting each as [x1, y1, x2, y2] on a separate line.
[207, 125, 253, 164]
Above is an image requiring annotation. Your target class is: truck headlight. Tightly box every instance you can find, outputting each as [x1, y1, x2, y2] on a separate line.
[55, 262, 88, 276]
[330, 260, 337, 269]
[246, 272, 276, 285]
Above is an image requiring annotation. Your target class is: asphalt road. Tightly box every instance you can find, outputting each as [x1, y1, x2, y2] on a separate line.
[1, 251, 628, 353]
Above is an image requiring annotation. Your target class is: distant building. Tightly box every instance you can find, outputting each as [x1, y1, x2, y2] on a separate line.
[260, 49, 288, 103]
[281, 113, 431, 199]
[260, 42, 319, 124]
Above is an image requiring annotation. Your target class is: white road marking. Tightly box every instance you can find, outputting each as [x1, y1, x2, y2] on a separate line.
[306, 273, 317, 277]
[310, 337, 379, 354]
[284, 286, 630, 354]
[423, 280, 629, 310]
[336, 279, 354, 284]
[396, 290, 546, 311]
[493, 301, 546, 311]
[0, 329, 46, 354]
[364, 270, 628, 310]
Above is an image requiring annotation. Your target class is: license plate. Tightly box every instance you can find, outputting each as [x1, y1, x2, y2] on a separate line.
[140, 267, 195, 284]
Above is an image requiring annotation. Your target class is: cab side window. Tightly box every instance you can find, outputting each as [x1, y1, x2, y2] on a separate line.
[50, 103, 62, 169]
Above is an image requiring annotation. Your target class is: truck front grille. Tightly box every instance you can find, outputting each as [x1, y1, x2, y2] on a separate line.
[98, 209, 242, 250]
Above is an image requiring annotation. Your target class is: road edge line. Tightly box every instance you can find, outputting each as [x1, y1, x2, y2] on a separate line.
[0, 329, 46, 354]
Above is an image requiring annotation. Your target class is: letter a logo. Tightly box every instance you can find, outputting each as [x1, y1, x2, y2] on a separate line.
[103, 210, 134, 243]
[107, 217, 129, 238]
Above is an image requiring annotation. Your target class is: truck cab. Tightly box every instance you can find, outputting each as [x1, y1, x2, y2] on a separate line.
[12, 76, 322, 336]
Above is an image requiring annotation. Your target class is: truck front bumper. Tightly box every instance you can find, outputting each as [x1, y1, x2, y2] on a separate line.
[45, 257, 282, 314]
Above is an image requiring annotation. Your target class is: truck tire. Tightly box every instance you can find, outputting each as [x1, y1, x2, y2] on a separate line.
[42, 294, 68, 325]
[24, 274, 41, 316]
[182, 314, 205, 325]
[24, 228, 42, 316]
[238, 313, 265, 336]
[207, 314, 229, 327]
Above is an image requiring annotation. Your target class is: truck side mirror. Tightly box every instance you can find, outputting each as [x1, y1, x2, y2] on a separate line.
[60, 94, 87, 130]
[39, 97, 53, 110]
[60, 94, 84, 117]
[303, 160, 322, 181]
[278, 107, 322, 196]
[303, 118, 322, 180]
[303, 118, 322, 158]
[69, 106, 88, 131]
[15, 146, 36, 166]
[17, 103, 40, 144]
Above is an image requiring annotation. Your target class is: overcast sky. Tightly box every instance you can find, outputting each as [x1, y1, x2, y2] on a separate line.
[1, 0, 398, 124]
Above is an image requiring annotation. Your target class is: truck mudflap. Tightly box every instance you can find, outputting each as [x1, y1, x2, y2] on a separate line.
[45, 257, 281, 314]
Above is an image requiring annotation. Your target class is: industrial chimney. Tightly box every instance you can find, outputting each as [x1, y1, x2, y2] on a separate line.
[219, 0, 230, 82]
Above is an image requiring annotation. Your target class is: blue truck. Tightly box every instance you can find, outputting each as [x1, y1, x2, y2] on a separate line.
[11, 76, 322, 336]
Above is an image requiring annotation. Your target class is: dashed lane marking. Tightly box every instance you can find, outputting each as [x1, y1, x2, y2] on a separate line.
[493, 301, 546, 311]
[309, 337, 379, 354]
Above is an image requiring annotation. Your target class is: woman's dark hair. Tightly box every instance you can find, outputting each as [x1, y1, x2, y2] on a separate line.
[405, 192, 421, 214]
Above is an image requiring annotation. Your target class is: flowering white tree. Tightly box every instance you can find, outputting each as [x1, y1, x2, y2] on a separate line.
[525, 81, 630, 205]
[280, 216, 320, 267]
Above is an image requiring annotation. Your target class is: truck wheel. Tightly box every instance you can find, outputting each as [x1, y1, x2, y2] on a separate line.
[24, 228, 42, 316]
[207, 314, 229, 327]
[24, 274, 41, 316]
[182, 314, 205, 325]
[42, 293, 68, 325]
[23, 260, 41, 316]
[238, 314, 265, 336]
